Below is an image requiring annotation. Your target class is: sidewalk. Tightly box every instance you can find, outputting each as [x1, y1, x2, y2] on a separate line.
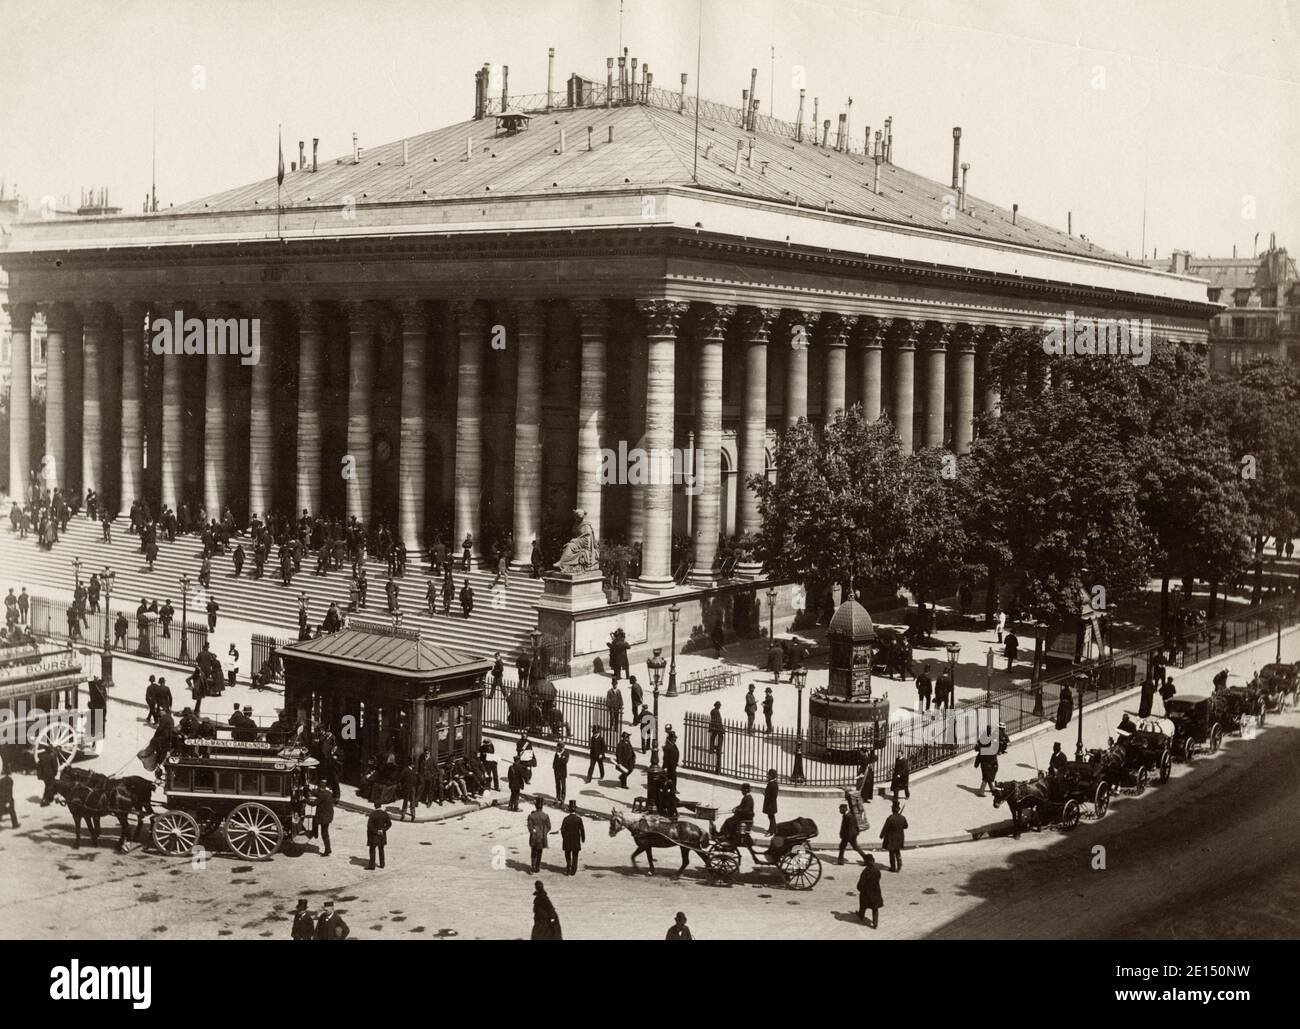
[491, 624, 1300, 853]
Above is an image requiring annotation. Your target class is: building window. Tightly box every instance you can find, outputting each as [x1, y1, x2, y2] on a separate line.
[1260, 288, 1277, 307]
[1208, 288, 1221, 304]
[1234, 289, 1251, 307]
[1229, 349, 1244, 369]
[1231, 317, 1246, 336]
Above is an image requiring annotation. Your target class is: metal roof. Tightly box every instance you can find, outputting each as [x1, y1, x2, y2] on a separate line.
[165, 99, 1130, 263]
[281, 622, 489, 679]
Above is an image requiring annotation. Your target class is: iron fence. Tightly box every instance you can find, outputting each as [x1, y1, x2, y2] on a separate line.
[250, 633, 293, 683]
[26, 594, 207, 667]
[482, 678, 623, 749]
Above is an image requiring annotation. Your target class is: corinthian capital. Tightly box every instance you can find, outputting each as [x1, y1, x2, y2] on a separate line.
[636, 299, 690, 337]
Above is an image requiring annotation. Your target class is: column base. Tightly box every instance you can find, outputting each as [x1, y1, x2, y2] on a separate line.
[634, 575, 677, 593]
[735, 561, 765, 579]
[687, 569, 720, 587]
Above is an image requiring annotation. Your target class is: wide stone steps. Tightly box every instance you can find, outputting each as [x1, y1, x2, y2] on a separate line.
[0, 516, 542, 658]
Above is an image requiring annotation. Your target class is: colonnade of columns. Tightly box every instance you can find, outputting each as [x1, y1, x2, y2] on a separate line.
[5, 296, 1016, 590]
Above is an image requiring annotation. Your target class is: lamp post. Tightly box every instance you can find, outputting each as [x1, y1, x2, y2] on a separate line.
[666, 603, 680, 697]
[766, 587, 776, 641]
[101, 568, 115, 693]
[791, 668, 807, 783]
[179, 573, 191, 662]
[1074, 671, 1091, 761]
[530, 627, 542, 687]
[944, 641, 961, 743]
[647, 647, 666, 766]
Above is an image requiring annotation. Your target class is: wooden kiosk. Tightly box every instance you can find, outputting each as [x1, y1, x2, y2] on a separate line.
[280, 618, 490, 785]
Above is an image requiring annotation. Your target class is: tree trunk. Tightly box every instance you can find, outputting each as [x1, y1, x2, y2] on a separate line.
[1160, 576, 1170, 637]
[1032, 631, 1044, 683]
[1251, 535, 1264, 606]
[984, 563, 998, 627]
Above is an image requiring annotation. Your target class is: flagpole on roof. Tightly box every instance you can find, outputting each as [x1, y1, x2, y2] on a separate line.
[691, 0, 702, 183]
[276, 122, 284, 240]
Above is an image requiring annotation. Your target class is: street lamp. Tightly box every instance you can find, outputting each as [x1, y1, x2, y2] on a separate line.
[666, 603, 681, 697]
[1074, 670, 1092, 761]
[791, 668, 807, 784]
[945, 641, 961, 743]
[179, 573, 192, 662]
[647, 647, 666, 766]
[766, 587, 776, 641]
[530, 627, 542, 686]
[101, 568, 115, 694]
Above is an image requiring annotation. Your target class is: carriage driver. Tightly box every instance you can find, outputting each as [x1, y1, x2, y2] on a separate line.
[716, 783, 757, 854]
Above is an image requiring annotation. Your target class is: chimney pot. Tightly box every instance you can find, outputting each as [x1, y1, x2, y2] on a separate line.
[312, 138, 319, 172]
[298, 140, 305, 169]
[836, 112, 846, 152]
[547, 47, 556, 112]
[812, 97, 820, 144]
[1012, 202, 1018, 225]
[951, 126, 962, 189]
[821, 119, 830, 148]
[608, 125, 614, 143]
[501, 64, 509, 110]
[742, 89, 749, 128]
[795, 89, 806, 143]
[558, 127, 566, 153]
[587, 125, 594, 150]
[679, 73, 688, 114]
[748, 67, 759, 130]
[734, 139, 743, 174]
[607, 58, 615, 108]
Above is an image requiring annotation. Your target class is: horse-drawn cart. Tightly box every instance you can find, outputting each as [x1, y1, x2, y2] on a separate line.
[1259, 662, 1297, 714]
[1166, 694, 1226, 760]
[0, 638, 98, 771]
[1113, 717, 1174, 787]
[703, 817, 822, 890]
[150, 721, 318, 860]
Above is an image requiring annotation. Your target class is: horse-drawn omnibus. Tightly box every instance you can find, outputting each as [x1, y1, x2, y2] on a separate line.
[0, 636, 98, 771]
[149, 719, 318, 860]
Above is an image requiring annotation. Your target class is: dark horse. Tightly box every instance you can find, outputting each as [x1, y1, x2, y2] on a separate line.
[990, 778, 1049, 838]
[609, 810, 713, 875]
[51, 767, 156, 850]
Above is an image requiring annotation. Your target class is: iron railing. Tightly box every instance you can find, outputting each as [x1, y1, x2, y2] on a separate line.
[482, 678, 622, 749]
[26, 594, 207, 666]
[250, 633, 294, 684]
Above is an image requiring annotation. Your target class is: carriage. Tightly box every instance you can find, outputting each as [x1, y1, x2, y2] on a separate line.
[1038, 760, 1112, 828]
[149, 720, 318, 860]
[1258, 662, 1298, 714]
[0, 638, 99, 772]
[1217, 685, 1264, 734]
[1112, 716, 1174, 787]
[702, 816, 823, 890]
[1165, 693, 1226, 760]
[870, 627, 913, 680]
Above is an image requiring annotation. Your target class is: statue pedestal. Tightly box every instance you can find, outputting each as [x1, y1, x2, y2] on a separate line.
[535, 571, 608, 671]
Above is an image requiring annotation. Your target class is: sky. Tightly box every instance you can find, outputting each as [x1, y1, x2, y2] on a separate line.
[1, 0, 1297, 261]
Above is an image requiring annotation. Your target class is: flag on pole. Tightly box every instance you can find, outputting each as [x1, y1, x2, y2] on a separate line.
[277, 124, 285, 186]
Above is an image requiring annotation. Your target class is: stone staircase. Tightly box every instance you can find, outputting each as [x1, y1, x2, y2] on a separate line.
[0, 515, 542, 659]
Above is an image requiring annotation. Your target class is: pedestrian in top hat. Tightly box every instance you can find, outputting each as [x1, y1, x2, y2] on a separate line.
[767, 640, 784, 683]
[880, 801, 908, 872]
[366, 799, 391, 870]
[531, 881, 561, 940]
[526, 796, 551, 873]
[857, 856, 883, 928]
[615, 732, 637, 788]
[291, 898, 315, 940]
[762, 687, 774, 733]
[891, 751, 910, 800]
[560, 800, 584, 876]
[314, 900, 349, 940]
[628, 674, 643, 719]
[312, 783, 334, 856]
[744, 684, 758, 732]
[762, 768, 779, 833]
[553, 743, 569, 804]
[666, 911, 693, 940]
[662, 726, 679, 787]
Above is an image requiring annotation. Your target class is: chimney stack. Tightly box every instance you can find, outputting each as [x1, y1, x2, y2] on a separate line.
[547, 47, 555, 111]
[312, 138, 319, 172]
[474, 67, 483, 118]
[587, 125, 594, 150]
[1068, 211, 1072, 236]
[644, 65, 652, 101]
[608, 125, 614, 143]
[795, 89, 806, 142]
[960, 162, 969, 211]
[679, 73, 688, 114]
[352, 132, 359, 164]
[467, 135, 473, 160]
[631, 57, 638, 102]
[742, 89, 749, 127]
[812, 97, 820, 144]
[607, 58, 614, 107]
[873, 148, 882, 194]
[821, 119, 830, 147]
[844, 97, 852, 151]
[402, 139, 410, 166]
[884, 116, 893, 162]
[558, 128, 566, 154]
[618, 54, 626, 103]
[864, 125, 870, 153]
[501, 64, 509, 110]
[1012, 202, 1018, 225]
[835, 113, 846, 151]
[874, 129, 881, 160]
[751, 98, 759, 130]
[1232, 244, 1237, 258]
[747, 138, 754, 168]
[734, 139, 744, 174]
[951, 127, 962, 189]
[298, 140, 305, 170]
[748, 67, 759, 129]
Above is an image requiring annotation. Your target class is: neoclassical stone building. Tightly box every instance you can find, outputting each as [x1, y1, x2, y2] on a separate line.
[1, 64, 1214, 600]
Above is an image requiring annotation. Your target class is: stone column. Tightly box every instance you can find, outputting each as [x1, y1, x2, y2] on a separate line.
[247, 301, 276, 521]
[78, 303, 105, 496]
[42, 303, 68, 489]
[783, 311, 818, 427]
[921, 321, 951, 449]
[573, 299, 608, 536]
[977, 325, 1003, 418]
[952, 324, 977, 455]
[450, 299, 486, 559]
[689, 303, 734, 584]
[396, 298, 429, 553]
[295, 300, 325, 516]
[6, 301, 34, 498]
[345, 301, 376, 526]
[118, 302, 146, 508]
[625, 319, 649, 546]
[737, 306, 777, 540]
[158, 302, 186, 511]
[857, 316, 884, 421]
[203, 306, 227, 518]
[511, 300, 545, 568]
[820, 313, 854, 422]
[888, 318, 918, 452]
[636, 299, 688, 590]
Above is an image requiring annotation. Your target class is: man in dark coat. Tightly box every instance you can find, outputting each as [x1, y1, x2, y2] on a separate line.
[585, 727, 607, 783]
[206, 597, 219, 631]
[312, 783, 334, 856]
[857, 855, 883, 927]
[880, 802, 908, 872]
[530, 540, 543, 579]
[507, 758, 526, 812]
[366, 799, 392, 870]
[0, 770, 19, 828]
[1004, 631, 1019, 671]
[531, 881, 561, 939]
[605, 683, 624, 730]
[936, 668, 954, 711]
[441, 575, 454, 616]
[766, 640, 784, 683]
[975, 748, 999, 796]
[1054, 685, 1074, 730]
[608, 630, 630, 682]
[762, 688, 775, 733]
[560, 800, 585, 875]
[232, 543, 245, 576]
[889, 753, 909, 800]
[662, 728, 679, 787]
[461, 534, 474, 571]
[615, 732, 637, 788]
[915, 663, 933, 711]
[628, 675, 643, 720]
[1159, 676, 1177, 714]
[708, 701, 724, 753]
[552, 744, 569, 804]
[762, 769, 779, 833]
[526, 795, 551, 873]
[1048, 741, 1068, 777]
[459, 580, 474, 618]
[291, 898, 315, 940]
[837, 802, 868, 864]
[744, 685, 758, 732]
[665, 912, 693, 940]
[313, 900, 349, 940]
[37, 746, 60, 805]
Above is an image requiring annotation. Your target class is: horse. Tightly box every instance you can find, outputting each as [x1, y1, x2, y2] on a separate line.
[990, 777, 1048, 838]
[608, 809, 713, 875]
[51, 768, 157, 851]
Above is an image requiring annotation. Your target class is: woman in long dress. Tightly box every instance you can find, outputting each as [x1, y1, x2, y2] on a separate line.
[531, 881, 562, 940]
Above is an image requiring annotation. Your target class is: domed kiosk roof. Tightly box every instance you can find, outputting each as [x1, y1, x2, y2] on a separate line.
[828, 599, 875, 641]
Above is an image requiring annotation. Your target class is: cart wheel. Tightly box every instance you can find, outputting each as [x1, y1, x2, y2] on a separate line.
[151, 810, 201, 856]
[1210, 725, 1223, 752]
[32, 720, 78, 771]
[1061, 800, 1081, 830]
[1134, 768, 1149, 796]
[1094, 783, 1111, 818]
[777, 846, 822, 891]
[1159, 750, 1172, 784]
[223, 802, 283, 860]
[1257, 704, 1266, 728]
[1183, 739, 1197, 762]
[706, 848, 740, 882]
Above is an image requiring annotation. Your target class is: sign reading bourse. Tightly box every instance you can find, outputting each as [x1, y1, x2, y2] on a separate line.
[574, 609, 648, 657]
